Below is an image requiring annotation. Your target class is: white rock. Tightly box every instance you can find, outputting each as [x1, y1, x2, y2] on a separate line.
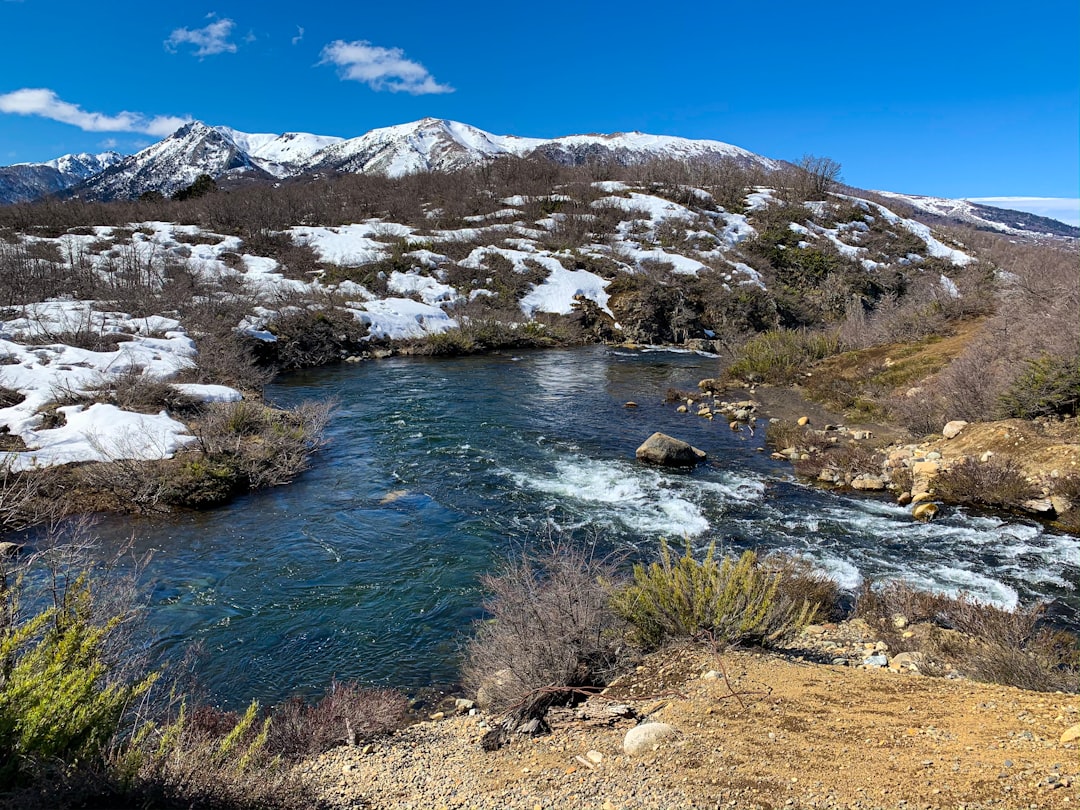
[624, 722, 678, 755]
[942, 420, 968, 439]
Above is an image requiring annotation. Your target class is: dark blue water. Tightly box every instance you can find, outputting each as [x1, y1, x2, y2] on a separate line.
[84, 347, 1077, 707]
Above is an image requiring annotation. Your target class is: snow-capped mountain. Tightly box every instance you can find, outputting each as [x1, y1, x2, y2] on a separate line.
[0, 150, 121, 204]
[873, 191, 1078, 239]
[72, 122, 276, 200]
[302, 117, 778, 177]
[55, 117, 781, 201]
[212, 127, 344, 177]
[2, 118, 1075, 242]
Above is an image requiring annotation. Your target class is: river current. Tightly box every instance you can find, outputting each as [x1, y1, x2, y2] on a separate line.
[84, 347, 1078, 707]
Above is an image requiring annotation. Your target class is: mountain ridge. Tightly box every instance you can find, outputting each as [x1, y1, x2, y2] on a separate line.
[1, 119, 1076, 241]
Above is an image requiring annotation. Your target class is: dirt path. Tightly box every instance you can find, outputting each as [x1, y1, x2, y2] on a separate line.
[305, 644, 1079, 809]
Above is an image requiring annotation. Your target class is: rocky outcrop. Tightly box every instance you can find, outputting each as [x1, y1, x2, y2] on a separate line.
[635, 433, 707, 467]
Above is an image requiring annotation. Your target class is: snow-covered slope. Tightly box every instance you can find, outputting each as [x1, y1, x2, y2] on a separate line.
[303, 117, 777, 177]
[213, 127, 344, 177]
[874, 191, 1079, 239]
[0, 151, 121, 204]
[72, 122, 272, 200]
[303, 118, 532, 176]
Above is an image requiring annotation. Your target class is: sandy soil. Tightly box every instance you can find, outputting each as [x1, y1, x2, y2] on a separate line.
[306, 640, 1079, 809]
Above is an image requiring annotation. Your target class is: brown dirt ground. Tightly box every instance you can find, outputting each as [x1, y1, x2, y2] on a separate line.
[307, 644, 1080, 810]
[923, 419, 1080, 482]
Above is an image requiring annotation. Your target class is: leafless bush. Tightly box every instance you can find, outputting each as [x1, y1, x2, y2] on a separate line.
[855, 581, 1078, 692]
[257, 295, 369, 370]
[192, 399, 332, 489]
[86, 368, 201, 415]
[932, 456, 1038, 509]
[0, 461, 46, 533]
[266, 683, 407, 758]
[463, 542, 629, 726]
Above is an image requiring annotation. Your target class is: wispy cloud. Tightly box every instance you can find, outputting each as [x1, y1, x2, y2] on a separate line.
[0, 88, 189, 136]
[165, 17, 237, 58]
[319, 39, 453, 95]
[292, 26, 304, 46]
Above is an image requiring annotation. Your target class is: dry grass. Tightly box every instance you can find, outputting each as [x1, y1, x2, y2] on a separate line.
[855, 581, 1078, 693]
[932, 456, 1038, 509]
[463, 542, 628, 727]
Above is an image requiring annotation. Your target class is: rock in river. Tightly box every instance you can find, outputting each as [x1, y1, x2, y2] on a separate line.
[635, 432, 707, 467]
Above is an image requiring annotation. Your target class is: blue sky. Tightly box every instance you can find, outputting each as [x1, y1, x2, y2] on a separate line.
[1, 0, 1077, 212]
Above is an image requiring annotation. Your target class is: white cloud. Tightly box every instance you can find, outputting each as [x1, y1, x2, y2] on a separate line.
[292, 26, 304, 45]
[0, 88, 189, 136]
[966, 196, 1080, 228]
[165, 18, 237, 57]
[99, 138, 119, 148]
[319, 39, 453, 95]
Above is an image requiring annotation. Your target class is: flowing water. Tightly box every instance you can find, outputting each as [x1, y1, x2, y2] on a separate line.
[76, 347, 1077, 707]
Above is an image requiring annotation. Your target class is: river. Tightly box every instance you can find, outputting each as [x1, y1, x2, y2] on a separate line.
[77, 347, 1079, 707]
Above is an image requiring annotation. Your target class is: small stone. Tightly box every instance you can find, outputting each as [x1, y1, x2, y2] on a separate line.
[428, 711, 445, 721]
[797, 416, 810, 426]
[624, 401, 638, 408]
[676, 405, 687, 413]
[1061, 723, 1080, 744]
[702, 670, 721, 680]
[862, 654, 889, 667]
[586, 750, 604, 764]
[803, 624, 827, 636]
[455, 698, 475, 713]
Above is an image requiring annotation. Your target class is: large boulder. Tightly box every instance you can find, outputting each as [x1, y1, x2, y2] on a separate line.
[624, 722, 678, 755]
[635, 433, 706, 467]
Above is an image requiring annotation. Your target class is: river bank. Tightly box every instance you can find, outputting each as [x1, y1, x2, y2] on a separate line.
[304, 637, 1080, 810]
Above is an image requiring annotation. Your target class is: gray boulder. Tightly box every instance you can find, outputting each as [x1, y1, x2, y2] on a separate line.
[635, 432, 706, 467]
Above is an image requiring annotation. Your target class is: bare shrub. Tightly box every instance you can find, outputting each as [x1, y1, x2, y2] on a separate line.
[265, 683, 407, 758]
[463, 542, 627, 727]
[86, 368, 201, 416]
[258, 298, 369, 370]
[191, 399, 332, 490]
[932, 456, 1038, 509]
[855, 581, 1078, 693]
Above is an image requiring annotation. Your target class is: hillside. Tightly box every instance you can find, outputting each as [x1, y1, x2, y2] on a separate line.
[1, 119, 1075, 247]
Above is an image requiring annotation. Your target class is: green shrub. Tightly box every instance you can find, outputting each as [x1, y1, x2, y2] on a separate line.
[609, 542, 818, 650]
[726, 328, 840, 384]
[0, 572, 157, 788]
[998, 353, 1080, 419]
